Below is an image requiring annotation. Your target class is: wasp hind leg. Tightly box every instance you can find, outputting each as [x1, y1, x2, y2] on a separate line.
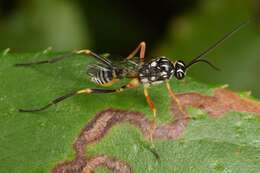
[18, 88, 116, 112]
[19, 78, 140, 113]
[14, 52, 75, 67]
[75, 49, 112, 66]
[15, 49, 110, 67]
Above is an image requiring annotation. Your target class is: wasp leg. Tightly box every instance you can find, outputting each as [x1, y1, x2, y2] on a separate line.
[126, 41, 146, 63]
[75, 49, 111, 66]
[165, 81, 187, 117]
[14, 52, 75, 67]
[15, 49, 111, 67]
[143, 85, 157, 148]
[18, 78, 140, 113]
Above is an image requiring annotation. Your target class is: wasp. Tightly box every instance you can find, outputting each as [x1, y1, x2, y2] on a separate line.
[15, 20, 249, 143]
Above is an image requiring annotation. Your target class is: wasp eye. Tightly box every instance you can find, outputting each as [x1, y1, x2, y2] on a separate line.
[175, 69, 185, 79]
[174, 61, 186, 80]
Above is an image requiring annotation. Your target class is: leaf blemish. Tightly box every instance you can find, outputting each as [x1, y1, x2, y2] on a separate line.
[52, 88, 260, 173]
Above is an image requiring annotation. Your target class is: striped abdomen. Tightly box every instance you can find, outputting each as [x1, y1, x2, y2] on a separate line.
[87, 64, 117, 86]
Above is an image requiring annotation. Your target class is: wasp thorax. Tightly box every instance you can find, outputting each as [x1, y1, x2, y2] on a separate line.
[139, 57, 175, 84]
[174, 60, 186, 80]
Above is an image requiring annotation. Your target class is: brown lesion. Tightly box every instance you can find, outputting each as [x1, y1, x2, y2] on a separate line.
[82, 155, 132, 173]
[178, 88, 260, 117]
[52, 88, 260, 173]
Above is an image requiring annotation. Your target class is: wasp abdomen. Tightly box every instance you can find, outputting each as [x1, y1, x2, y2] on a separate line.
[87, 64, 115, 85]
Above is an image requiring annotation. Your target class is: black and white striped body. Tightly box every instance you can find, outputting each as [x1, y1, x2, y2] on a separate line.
[138, 57, 175, 85]
[87, 59, 129, 86]
[138, 57, 186, 85]
[87, 56, 186, 86]
[88, 65, 115, 85]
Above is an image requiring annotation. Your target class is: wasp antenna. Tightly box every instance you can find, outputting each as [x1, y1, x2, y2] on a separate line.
[186, 19, 250, 68]
[186, 59, 220, 71]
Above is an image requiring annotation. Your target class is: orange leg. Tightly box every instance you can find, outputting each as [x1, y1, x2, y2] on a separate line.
[126, 41, 146, 63]
[144, 85, 156, 147]
[165, 81, 187, 117]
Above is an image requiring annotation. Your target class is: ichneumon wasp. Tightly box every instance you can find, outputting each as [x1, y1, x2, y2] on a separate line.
[15, 20, 249, 144]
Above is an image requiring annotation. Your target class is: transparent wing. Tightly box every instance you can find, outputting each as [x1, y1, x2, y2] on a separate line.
[86, 54, 140, 84]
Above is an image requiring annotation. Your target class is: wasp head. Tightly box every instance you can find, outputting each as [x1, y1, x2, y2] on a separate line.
[174, 60, 186, 80]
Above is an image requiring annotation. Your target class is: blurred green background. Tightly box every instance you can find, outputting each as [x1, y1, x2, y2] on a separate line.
[0, 0, 260, 97]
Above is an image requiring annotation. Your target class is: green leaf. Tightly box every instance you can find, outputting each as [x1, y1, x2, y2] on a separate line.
[1, 52, 260, 173]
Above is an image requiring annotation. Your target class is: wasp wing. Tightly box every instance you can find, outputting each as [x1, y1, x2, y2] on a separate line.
[86, 54, 140, 85]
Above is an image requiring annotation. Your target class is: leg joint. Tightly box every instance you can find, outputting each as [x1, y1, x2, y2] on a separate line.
[140, 41, 146, 47]
[76, 49, 91, 54]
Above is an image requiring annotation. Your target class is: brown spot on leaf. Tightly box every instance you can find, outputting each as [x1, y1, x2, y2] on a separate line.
[82, 155, 132, 173]
[52, 88, 260, 173]
[178, 88, 260, 117]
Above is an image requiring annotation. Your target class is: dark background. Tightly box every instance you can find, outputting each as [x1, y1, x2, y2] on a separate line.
[0, 0, 260, 97]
